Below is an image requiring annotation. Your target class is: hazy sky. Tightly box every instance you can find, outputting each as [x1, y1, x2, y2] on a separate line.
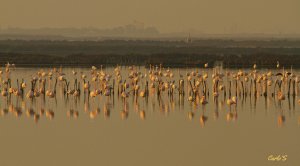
[0, 0, 299, 34]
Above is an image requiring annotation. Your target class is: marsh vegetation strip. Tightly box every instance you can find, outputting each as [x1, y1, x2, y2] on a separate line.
[1, 39, 300, 67]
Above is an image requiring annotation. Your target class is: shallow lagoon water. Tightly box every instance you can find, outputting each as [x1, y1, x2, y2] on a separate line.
[0, 67, 299, 166]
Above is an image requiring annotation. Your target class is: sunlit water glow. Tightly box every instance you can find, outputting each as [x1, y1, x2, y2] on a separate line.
[0, 66, 299, 166]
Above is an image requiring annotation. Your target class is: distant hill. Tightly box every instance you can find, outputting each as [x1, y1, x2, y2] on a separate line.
[1, 24, 300, 40]
[0, 23, 160, 40]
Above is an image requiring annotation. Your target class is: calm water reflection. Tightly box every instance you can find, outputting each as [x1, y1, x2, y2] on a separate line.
[0, 67, 299, 166]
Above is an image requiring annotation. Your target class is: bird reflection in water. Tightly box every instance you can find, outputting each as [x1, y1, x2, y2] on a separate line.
[199, 114, 208, 127]
[0, 62, 298, 127]
[277, 109, 286, 127]
[139, 110, 146, 120]
[120, 110, 128, 120]
[199, 105, 208, 127]
[103, 103, 111, 119]
[0, 108, 9, 116]
[120, 98, 129, 120]
[67, 109, 79, 119]
[89, 108, 100, 119]
[213, 97, 219, 120]
[39, 108, 45, 116]
[226, 110, 238, 122]
[45, 110, 55, 120]
[226, 95, 238, 122]
[26, 108, 35, 117]
[187, 111, 194, 120]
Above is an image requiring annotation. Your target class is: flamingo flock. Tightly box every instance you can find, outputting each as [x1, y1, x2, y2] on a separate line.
[0, 62, 300, 127]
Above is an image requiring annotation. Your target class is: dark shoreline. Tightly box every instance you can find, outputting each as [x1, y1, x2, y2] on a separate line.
[1, 39, 300, 68]
[4, 62, 299, 69]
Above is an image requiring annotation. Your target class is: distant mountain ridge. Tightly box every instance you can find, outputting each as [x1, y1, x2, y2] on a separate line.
[0, 23, 160, 39]
[1, 23, 300, 40]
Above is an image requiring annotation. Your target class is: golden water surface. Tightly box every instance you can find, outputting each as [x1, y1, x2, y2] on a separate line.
[0, 67, 299, 166]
